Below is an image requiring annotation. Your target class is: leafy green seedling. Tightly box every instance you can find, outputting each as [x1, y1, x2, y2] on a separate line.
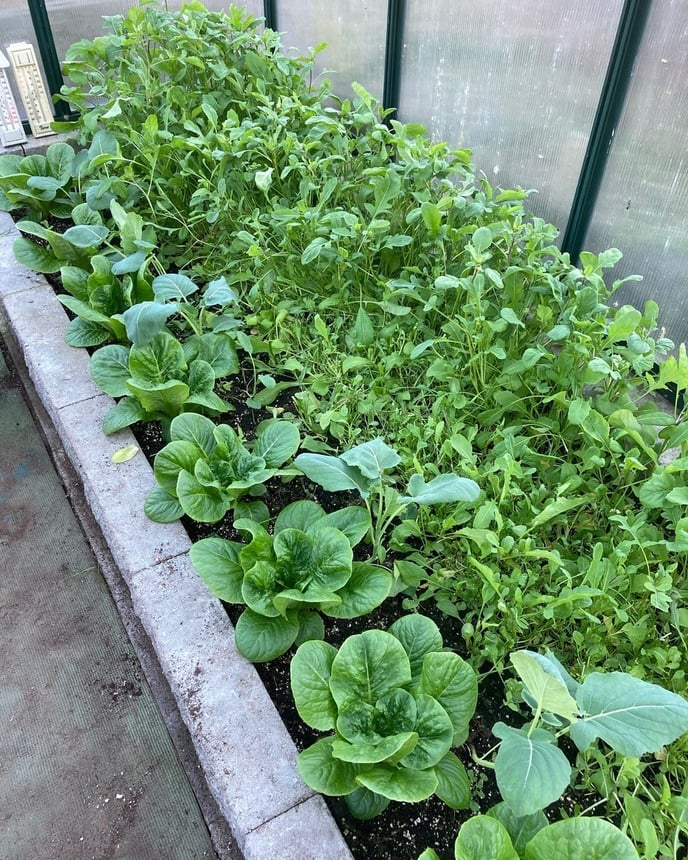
[189, 500, 392, 662]
[294, 438, 480, 559]
[449, 813, 640, 860]
[291, 615, 477, 818]
[145, 413, 300, 523]
[484, 651, 688, 818]
[90, 331, 229, 435]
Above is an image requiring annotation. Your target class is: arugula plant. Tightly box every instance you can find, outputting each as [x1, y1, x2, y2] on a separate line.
[189, 500, 392, 662]
[290, 614, 477, 818]
[294, 438, 480, 559]
[90, 330, 230, 435]
[480, 651, 688, 819]
[144, 413, 300, 523]
[418, 811, 640, 860]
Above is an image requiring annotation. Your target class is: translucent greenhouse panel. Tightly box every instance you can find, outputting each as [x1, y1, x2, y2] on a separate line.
[583, 1, 688, 347]
[273, 0, 386, 101]
[45, 1, 264, 67]
[398, 0, 623, 231]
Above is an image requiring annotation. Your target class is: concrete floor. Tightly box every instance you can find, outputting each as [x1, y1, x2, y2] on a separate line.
[0, 336, 218, 860]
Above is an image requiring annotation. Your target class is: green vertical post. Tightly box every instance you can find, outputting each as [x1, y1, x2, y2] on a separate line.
[27, 0, 69, 117]
[264, 0, 277, 31]
[561, 0, 652, 262]
[383, 0, 406, 120]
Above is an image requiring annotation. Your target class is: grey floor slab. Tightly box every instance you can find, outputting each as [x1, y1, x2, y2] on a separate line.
[0, 341, 218, 860]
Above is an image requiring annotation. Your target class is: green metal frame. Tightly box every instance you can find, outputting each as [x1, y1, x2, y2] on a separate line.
[383, 0, 406, 118]
[27, 0, 69, 118]
[561, 0, 652, 262]
[263, 0, 277, 31]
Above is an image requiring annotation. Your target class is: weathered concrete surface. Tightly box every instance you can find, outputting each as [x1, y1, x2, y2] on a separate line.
[0, 206, 353, 860]
[0, 336, 219, 860]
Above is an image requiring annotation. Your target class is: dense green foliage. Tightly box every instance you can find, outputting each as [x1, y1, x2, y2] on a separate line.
[3, 2, 688, 855]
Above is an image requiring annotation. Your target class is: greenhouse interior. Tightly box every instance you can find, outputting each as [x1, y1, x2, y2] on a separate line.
[1, 1, 687, 859]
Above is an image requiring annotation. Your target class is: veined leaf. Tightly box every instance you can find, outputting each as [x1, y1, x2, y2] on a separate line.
[569, 672, 688, 756]
[511, 651, 578, 720]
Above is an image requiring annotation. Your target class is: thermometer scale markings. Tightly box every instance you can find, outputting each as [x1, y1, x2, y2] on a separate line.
[7, 42, 54, 138]
[0, 50, 26, 146]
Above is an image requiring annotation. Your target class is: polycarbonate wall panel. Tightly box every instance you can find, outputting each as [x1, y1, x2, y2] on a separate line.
[45, 1, 265, 68]
[274, 0, 386, 102]
[584, 0, 688, 346]
[398, 0, 623, 231]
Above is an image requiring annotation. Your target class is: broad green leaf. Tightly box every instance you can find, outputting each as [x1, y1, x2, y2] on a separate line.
[530, 496, 589, 529]
[60, 295, 111, 325]
[488, 803, 548, 855]
[340, 438, 401, 480]
[126, 379, 190, 417]
[169, 413, 216, 457]
[71, 202, 103, 227]
[129, 332, 186, 384]
[350, 306, 375, 346]
[524, 817, 640, 860]
[472, 226, 493, 254]
[418, 652, 478, 746]
[62, 224, 109, 248]
[297, 737, 359, 796]
[294, 453, 372, 497]
[388, 614, 443, 684]
[274, 500, 325, 534]
[184, 332, 239, 378]
[330, 630, 411, 708]
[111, 251, 148, 275]
[333, 732, 418, 765]
[323, 562, 392, 619]
[493, 723, 571, 816]
[420, 201, 442, 236]
[177, 470, 228, 522]
[510, 651, 578, 721]
[234, 608, 300, 662]
[121, 301, 174, 347]
[569, 672, 688, 756]
[418, 850, 441, 860]
[90, 345, 131, 397]
[433, 751, 470, 810]
[401, 694, 453, 769]
[274, 526, 352, 592]
[65, 318, 109, 348]
[295, 612, 325, 646]
[399, 473, 480, 505]
[253, 419, 300, 467]
[290, 639, 338, 730]
[356, 764, 437, 803]
[344, 786, 390, 820]
[189, 538, 244, 603]
[454, 816, 519, 860]
[242, 560, 282, 617]
[102, 397, 148, 434]
[322, 506, 371, 547]
[143, 486, 184, 523]
[607, 305, 643, 342]
[13, 236, 61, 273]
[568, 398, 591, 426]
[45, 143, 75, 185]
[152, 273, 198, 300]
[152, 440, 202, 494]
[202, 277, 238, 307]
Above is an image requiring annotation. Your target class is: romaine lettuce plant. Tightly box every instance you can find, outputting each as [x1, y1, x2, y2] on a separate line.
[189, 500, 392, 661]
[484, 651, 688, 818]
[419, 811, 640, 860]
[90, 330, 230, 434]
[144, 413, 300, 523]
[295, 438, 480, 559]
[290, 614, 477, 818]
